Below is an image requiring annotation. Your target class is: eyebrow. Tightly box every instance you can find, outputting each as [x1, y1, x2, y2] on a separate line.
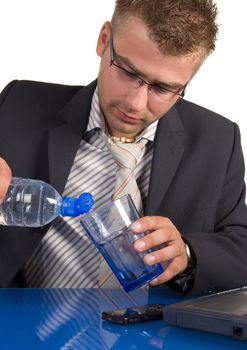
[115, 52, 185, 90]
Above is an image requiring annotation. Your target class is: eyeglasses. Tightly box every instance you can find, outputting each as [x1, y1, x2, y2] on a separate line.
[109, 33, 186, 103]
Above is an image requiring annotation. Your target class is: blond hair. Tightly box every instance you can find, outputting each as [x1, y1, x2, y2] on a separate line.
[111, 0, 219, 58]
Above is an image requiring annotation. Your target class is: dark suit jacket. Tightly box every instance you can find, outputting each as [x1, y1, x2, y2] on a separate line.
[0, 79, 247, 294]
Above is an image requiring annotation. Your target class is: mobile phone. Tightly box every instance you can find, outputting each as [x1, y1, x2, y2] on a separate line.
[101, 304, 165, 325]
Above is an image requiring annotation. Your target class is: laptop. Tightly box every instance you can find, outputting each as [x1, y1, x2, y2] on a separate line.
[163, 287, 247, 340]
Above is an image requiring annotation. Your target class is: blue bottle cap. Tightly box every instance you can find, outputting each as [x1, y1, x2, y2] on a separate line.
[61, 193, 94, 217]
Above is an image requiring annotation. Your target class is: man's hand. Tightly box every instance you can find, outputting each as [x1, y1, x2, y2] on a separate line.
[131, 216, 188, 286]
[0, 157, 12, 204]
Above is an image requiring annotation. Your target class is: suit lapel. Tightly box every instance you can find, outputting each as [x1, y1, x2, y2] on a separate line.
[146, 105, 184, 215]
[48, 80, 97, 194]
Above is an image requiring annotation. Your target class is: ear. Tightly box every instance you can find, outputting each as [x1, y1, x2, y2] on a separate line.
[96, 21, 111, 57]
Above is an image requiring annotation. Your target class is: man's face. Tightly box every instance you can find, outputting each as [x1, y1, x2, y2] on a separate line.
[96, 17, 202, 139]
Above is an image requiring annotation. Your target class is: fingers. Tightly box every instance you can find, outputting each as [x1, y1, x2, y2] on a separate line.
[144, 241, 188, 285]
[149, 259, 186, 286]
[133, 227, 174, 251]
[143, 241, 185, 266]
[131, 215, 189, 285]
[0, 157, 12, 204]
[132, 216, 174, 234]
[132, 216, 180, 252]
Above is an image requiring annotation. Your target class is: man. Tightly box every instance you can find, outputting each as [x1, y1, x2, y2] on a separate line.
[0, 0, 247, 294]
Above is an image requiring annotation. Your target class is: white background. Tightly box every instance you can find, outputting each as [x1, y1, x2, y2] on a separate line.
[0, 0, 246, 173]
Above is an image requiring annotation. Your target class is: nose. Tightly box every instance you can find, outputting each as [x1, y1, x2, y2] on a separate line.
[125, 83, 149, 112]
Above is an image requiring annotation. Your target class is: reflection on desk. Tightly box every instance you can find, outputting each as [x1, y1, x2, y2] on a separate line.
[0, 288, 246, 349]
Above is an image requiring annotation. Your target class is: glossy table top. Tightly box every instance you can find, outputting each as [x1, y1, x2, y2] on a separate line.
[0, 288, 246, 349]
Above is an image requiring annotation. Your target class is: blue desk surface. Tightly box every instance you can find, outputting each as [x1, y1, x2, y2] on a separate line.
[0, 288, 246, 349]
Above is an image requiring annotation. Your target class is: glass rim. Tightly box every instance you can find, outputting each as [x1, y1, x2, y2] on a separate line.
[80, 194, 134, 221]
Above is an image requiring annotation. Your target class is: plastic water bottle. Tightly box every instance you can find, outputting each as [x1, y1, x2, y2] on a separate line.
[0, 177, 94, 227]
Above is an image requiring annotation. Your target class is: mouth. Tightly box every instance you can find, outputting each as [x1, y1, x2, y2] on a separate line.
[117, 108, 141, 124]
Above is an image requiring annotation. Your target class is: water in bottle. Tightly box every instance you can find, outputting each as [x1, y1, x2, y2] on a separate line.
[0, 177, 94, 227]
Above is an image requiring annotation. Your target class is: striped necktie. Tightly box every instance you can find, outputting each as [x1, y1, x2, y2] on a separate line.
[98, 136, 148, 287]
[107, 137, 147, 214]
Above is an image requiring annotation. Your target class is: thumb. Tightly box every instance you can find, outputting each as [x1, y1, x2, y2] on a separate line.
[0, 157, 12, 204]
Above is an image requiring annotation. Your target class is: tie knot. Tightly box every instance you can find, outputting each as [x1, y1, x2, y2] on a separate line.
[107, 137, 147, 171]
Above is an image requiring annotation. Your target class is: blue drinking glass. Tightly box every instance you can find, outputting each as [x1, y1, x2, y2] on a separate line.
[81, 195, 163, 292]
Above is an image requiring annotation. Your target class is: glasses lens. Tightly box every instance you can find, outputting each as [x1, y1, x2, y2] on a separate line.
[112, 63, 185, 102]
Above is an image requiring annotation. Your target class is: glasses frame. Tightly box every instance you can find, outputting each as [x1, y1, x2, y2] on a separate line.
[109, 32, 187, 101]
